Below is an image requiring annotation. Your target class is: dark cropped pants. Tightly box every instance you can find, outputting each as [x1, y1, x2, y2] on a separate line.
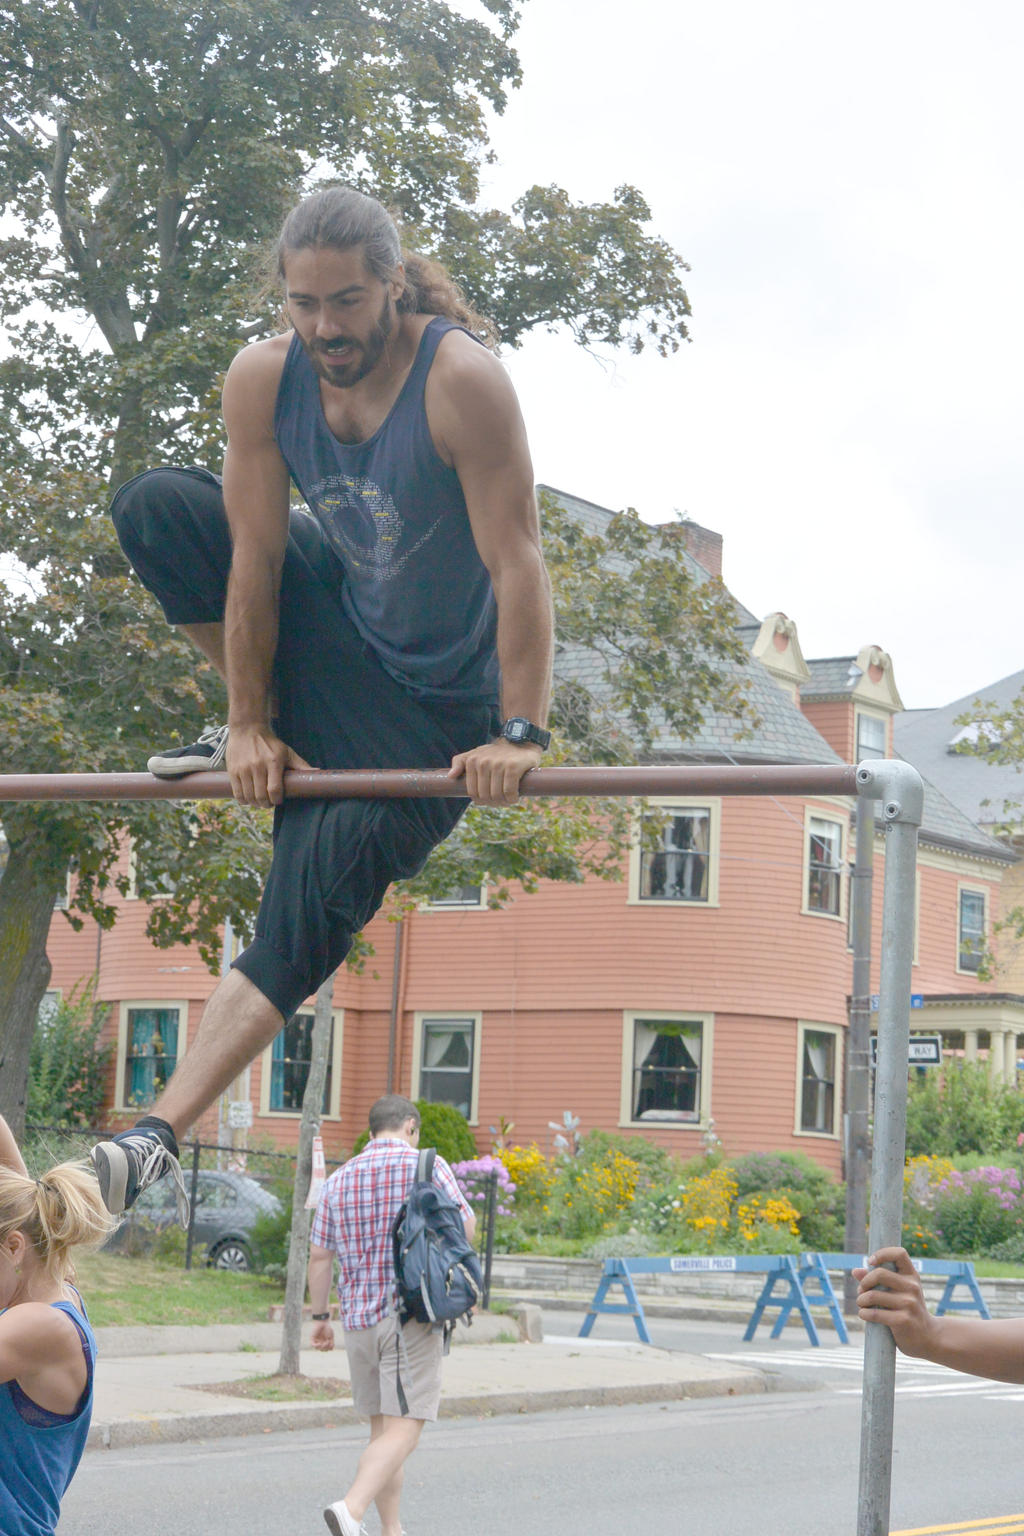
[110, 466, 498, 1020]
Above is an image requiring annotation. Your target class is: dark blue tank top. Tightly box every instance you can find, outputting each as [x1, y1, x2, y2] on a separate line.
[0, 1295, 95, 1536]
[273, 317, 499, 701]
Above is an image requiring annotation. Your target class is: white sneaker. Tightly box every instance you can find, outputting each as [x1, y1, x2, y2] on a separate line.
[323, 1502, 367, 1536]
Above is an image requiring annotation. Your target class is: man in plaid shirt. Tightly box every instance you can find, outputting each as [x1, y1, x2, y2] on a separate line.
[308, 1094, 474, 1536]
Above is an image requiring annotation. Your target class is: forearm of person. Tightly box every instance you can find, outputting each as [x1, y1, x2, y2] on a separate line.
[492, 547, 554, 727]
[224, 549, 281, 731]
[0, 1115, 27, 1176]
[307, 1246, 335, 1313]
[911, 1316, 1024, 1382]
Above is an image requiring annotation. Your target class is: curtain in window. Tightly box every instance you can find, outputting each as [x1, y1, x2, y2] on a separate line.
[641, 808, 711, 901]
[801, 1031, 835, 1132]
[632, 1021, 701, 1120]
[420, 1020, 474, 1116]
[127, 1008, 179, 1107]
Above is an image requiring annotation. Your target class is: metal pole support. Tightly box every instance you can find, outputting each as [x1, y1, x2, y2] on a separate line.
[854, 759, 924, 1536]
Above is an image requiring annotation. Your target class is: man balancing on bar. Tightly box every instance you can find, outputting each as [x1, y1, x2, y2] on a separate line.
[92, 185, 553, 1220]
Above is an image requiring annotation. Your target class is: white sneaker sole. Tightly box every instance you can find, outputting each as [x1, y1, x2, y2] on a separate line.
[91, 1141, 130, 1214]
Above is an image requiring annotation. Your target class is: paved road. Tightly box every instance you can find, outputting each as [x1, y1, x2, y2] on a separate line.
[58, 1306, 1024, 1535]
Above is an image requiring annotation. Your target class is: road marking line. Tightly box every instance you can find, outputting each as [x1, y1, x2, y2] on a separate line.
[890, 1516, 1024, 1534]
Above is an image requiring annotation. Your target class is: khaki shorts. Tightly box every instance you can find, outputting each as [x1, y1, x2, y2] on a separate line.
[343, 1314, 444, 1421]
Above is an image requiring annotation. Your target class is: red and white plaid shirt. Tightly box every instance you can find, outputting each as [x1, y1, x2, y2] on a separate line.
[311, 1138, 471, 1330]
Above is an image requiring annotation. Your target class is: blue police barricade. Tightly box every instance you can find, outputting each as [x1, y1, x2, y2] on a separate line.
[580, 1255, 828, 1347]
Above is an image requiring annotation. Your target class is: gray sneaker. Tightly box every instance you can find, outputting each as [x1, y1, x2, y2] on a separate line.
[148, 723, 228, 778]
[91, 1129, 191, 1226]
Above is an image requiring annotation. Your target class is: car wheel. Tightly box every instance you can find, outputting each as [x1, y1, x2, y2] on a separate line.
[209, 1240, 252, 1272]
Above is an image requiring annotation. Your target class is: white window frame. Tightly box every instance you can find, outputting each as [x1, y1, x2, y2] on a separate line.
[423, 883, 488, 912]
[795, 1021, 842, 1139]
[114, 999, 189, 1113]
[628, 797, 722, 907]
[855, 709, 888, 762]
[956, 884, 988, 976]
[803, 807, 847, 921]
[258, 1008, 344, 1120]
[410, 1012, 482, 1126]
[620, 1011, 714, 1130]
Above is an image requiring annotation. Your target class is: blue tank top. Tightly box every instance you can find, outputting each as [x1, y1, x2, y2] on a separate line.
[273, 316, 499, 701]
[0, 1295, 95, 1536]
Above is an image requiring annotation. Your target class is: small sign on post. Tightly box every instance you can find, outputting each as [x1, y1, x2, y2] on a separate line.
[870, 1034, 942, 1068]
[227, 1099, 253, 1129]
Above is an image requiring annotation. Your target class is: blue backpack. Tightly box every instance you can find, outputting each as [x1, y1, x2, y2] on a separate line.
[391, 1148, 483, 1332]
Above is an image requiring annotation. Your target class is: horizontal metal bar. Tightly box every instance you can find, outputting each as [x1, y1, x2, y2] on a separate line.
[0, 764, 859, 802]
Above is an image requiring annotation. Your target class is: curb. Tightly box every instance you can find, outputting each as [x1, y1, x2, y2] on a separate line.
[87, 1369, 772, 1450]
[493, 1289, 866, 1335]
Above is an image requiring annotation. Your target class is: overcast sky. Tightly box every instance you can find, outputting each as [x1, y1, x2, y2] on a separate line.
[478, 0, 1023, 710]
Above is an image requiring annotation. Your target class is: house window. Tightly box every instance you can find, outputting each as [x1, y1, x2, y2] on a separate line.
[124, 1006, 180, 1108]
[958, 889, 987, 974]
[807, 814, 844, 916]
[630, 1018, 704, 1122]
[800, 1027, 837, 1134]
[639, 807, 712, 902]
[856, 712, 887, 761]
[427, 884, 485, 909]
[418, 1017, 476, 1118]
[268, 1012, 332, 1113]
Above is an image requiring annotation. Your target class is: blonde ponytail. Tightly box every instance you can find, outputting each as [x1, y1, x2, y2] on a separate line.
[0, 1161, 116, 1286]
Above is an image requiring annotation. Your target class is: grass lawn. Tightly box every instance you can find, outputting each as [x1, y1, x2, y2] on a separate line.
[73, 1251, 285, 1328]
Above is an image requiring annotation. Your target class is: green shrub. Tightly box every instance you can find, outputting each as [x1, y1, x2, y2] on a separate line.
[931, 1165, 1024, 1255]
[727, 1151, 844, 1251]
[905, 1062, 1024, 1157]
[28, 979, 113, 1128]
[352, 1101, 477, 1164]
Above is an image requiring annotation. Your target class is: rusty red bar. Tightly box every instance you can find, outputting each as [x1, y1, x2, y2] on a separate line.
[0, 764, 859, 802]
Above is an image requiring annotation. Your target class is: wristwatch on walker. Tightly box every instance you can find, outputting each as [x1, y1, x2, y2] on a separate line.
[500, 717, 551, 751]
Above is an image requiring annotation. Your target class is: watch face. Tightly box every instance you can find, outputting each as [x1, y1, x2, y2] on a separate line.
[506, 719, 527, 741]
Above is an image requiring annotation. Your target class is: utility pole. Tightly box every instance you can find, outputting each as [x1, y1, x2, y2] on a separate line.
[844, 793, 875, 1312]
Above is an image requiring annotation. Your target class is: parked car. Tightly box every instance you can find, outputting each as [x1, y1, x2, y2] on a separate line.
[104, 1169, 282, 1271]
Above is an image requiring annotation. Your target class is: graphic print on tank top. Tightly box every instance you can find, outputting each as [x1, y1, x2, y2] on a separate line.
[305, 473, 444, 585]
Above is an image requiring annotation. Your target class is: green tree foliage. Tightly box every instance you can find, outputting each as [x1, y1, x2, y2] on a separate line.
[27, 978, 112, 1128]
[0, 0, 738, 1132]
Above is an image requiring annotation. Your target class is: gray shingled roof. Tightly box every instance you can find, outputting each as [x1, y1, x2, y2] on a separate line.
[802, 656, 864, 698]
[894, 669, 1024, 831]
[541, 487, 1018, 862]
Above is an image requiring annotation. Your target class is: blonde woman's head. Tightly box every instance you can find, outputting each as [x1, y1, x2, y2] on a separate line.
[0, 1161, 115, 1303]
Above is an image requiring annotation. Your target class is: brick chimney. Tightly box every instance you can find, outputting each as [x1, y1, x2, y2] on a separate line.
[675, 520, 723, 578]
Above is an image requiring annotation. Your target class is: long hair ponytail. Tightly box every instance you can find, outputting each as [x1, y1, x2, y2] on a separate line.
[275, 186, 498, 347]
[0, 1162, 116, 1287]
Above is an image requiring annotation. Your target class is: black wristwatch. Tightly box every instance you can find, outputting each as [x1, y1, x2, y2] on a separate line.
[311, 1312, 331, 1321]
[500, 717, 551, 751]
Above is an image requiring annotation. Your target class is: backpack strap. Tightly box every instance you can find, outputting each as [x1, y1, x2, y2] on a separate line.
[417, 1146, 436, 1183]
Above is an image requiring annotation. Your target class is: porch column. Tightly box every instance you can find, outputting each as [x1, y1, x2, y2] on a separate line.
[1005, 1031, 1020, 1084]
[963, 1029, 979, 1062]
[989, 1029, 1007, 1082]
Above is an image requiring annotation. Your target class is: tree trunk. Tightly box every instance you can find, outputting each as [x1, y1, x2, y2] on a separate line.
[0, 840, 59, 1138]
[278, 974, 335, 1376]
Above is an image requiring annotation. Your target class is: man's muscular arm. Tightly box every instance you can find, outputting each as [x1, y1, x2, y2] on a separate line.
[430, 337, 554, 807]
[222, 343, 312, 807]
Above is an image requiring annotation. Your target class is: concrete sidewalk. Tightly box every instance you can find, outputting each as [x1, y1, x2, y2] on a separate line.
[87, 1310, 773, 1450]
